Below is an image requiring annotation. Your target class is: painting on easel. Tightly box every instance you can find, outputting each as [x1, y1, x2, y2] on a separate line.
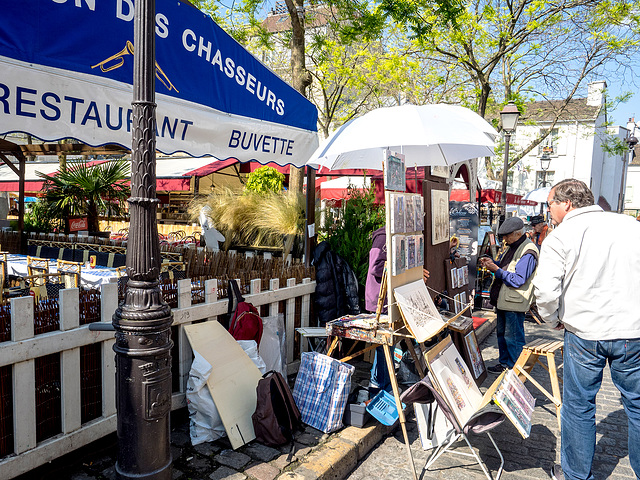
[393, 279, 445, 342]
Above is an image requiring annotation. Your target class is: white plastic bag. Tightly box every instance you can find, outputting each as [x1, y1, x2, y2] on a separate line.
[237, 340, 267, 374]
[186, 351, 225, 445]
[259, 314, 286, 376]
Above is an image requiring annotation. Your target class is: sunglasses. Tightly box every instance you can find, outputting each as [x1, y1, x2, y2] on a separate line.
[545, 199, 561, 209]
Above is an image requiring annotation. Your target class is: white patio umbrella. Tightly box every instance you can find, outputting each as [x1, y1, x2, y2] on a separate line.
[307, 104, 497, 170]
[522, 186, 552, 204]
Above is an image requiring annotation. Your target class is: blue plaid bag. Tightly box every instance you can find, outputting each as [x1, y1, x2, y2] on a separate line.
[292, 352, 355, 433]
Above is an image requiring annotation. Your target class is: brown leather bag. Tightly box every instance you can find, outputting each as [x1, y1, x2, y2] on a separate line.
[252, 371, 301, 446]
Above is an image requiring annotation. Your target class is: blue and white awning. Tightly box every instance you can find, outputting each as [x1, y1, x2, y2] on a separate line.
[0, 0, 319, 166]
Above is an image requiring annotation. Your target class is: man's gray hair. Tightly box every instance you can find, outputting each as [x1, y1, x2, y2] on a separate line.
[551, 179, 595, 208]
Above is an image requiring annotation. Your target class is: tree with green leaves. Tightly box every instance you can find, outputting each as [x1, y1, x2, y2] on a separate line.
[245, 166, 285, 194]
[339, 0, 640, 180]
[321, 182, 384, 290]
[37, 159, 130, 233]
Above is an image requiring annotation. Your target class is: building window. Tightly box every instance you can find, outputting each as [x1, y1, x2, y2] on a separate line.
[536, 170, 555, 188]
[507, 171, 514, 189]
[538, 128, 559, 156]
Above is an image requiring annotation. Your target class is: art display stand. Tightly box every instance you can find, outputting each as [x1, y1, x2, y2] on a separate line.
[512, 338, 564, 430]
[326, 153, 473, 480]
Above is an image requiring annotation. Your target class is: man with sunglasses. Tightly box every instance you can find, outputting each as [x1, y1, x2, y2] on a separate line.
[533, 179, 640, 480]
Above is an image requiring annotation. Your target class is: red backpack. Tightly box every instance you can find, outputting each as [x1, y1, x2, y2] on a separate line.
[228, 280, 263, 345]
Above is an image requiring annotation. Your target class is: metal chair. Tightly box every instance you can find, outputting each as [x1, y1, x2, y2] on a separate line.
[27, 256, 51, 298]
[56, 259, 82, 288]
[160, 261, 186, 282]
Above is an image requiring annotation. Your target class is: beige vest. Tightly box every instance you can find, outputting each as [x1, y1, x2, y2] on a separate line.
[496, 239, 537, 312]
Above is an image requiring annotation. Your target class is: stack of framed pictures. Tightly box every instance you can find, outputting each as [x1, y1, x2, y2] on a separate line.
[426, 336, 535, 438]
[445, 258, 470, 314]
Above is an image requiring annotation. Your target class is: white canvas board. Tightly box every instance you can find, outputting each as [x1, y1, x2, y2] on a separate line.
[415, 401, 455, 450]
[393, 279, 445, 342]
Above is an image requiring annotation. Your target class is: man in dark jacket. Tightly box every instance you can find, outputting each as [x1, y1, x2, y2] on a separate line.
[312, 241, 360, 326]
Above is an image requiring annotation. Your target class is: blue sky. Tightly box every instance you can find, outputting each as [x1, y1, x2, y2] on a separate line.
[610, 89, 639, 128]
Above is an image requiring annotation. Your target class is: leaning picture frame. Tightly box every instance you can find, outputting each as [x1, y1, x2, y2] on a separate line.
[426, 336, 484, 428]
[393, 279, 446, 342]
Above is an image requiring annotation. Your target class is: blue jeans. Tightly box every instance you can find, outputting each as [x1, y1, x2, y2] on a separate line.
[495, 309, 525, 367]
[370, 346, 391, 394]
[562, 331, 640, 480]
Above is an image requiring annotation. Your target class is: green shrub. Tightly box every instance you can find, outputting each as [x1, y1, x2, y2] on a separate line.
[321, 182, 384, 289]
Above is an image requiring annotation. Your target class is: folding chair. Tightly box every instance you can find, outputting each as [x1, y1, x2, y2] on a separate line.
[401, 375, 505, 480]
[56, 259, 82, 288]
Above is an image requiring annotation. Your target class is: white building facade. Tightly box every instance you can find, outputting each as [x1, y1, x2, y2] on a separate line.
[482, 81, 629, 211]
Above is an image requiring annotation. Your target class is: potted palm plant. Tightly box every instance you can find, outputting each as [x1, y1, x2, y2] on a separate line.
[37, 159, 130, 235]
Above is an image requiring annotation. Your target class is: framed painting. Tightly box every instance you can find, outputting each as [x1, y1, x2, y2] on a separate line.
[431, 189, 449, 245]
[393, 280, 446, 342]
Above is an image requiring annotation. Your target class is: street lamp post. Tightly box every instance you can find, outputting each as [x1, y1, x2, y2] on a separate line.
[111, 0, 173, 478]
[539, 152, 551, 213]
[499, 102, 520, 229]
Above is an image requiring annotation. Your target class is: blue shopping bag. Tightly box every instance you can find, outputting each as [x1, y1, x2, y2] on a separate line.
[292, 352, 355, 433]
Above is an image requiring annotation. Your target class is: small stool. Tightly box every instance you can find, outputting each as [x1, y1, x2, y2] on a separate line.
[513, 338, 564, 430]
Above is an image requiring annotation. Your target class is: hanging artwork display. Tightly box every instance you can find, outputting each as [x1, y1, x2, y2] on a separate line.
[414, 195, 425, 232]
[405, 196, 416, 233]
[391, 193, 406, 234]
[431, 189, 450, 245]
[384, 150, 406, 191]
[416, 234, 424, 266]
[392, 235, 406, 276]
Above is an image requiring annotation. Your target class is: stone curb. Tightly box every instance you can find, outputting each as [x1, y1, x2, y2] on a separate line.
[280, 422, 396, 480]
[283, 315, 497, 480]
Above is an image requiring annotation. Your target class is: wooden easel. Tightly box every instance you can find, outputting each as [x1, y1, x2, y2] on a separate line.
[512, 338, 564, 430]
[326, 265, 471, 480]
[326, 264, 423, 480]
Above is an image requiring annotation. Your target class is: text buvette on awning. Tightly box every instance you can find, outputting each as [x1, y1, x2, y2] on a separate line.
[0, 0, 319, 167]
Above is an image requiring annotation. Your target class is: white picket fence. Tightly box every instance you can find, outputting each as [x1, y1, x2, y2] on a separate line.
[0, 276, 315, 479]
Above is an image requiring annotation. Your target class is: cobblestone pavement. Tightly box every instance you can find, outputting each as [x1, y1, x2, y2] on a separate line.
[348, 320, 636, 480]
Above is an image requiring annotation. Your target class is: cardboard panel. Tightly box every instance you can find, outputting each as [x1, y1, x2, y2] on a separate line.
[184, 321, 262, 449]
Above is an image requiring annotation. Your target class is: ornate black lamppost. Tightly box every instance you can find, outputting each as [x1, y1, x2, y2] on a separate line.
[111, 0, 173, 478]
[499, 101, 520, 229]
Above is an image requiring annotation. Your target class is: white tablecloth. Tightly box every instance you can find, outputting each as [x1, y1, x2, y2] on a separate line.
[7, 254, 118, 288]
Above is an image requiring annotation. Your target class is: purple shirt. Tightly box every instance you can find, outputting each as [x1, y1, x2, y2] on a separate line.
[494, 253, 537, 288]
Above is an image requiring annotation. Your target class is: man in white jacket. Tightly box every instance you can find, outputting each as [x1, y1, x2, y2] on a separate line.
[533, 179, 640, 480]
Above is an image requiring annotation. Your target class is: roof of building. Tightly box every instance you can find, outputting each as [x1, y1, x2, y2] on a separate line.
[520, 98, 602, 123]
[262, 5, 334, 33]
